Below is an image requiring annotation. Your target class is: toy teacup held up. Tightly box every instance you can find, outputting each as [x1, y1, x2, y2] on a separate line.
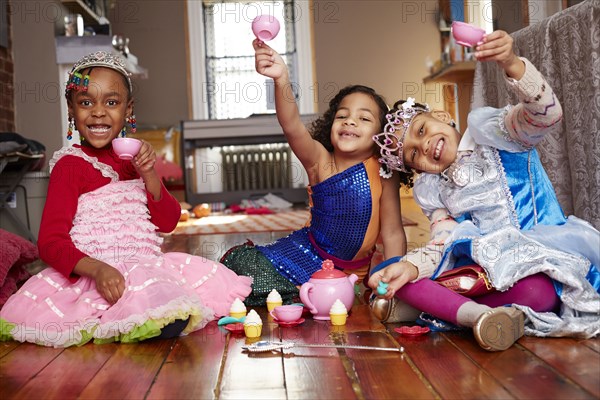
[112, 137, 142, 160]
[451, 21, 486, 47]
[251, 14, 280, 41]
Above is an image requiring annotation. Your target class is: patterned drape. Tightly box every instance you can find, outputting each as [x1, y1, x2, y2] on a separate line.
[472, 0, 599, 230]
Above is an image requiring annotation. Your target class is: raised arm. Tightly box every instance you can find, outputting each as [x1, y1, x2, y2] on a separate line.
[254, 39, 325, 168]
[475, 30, 563, 147]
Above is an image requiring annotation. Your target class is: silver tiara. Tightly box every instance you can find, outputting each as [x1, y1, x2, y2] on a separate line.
[373, 98, 429, 175]
[66, 51, 132, 95]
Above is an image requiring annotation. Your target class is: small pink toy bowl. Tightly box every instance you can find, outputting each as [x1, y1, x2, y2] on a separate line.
[252, 14, 280, 41]
[451, 21, 485, 47]
[112, 138, 142, 160]
[270, 305, 303, 322]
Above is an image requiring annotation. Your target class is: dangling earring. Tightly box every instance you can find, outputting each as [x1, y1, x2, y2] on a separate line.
[121, 115, 137, 138]
[67, 117, 74, 140]
[127, 114, 137, 134]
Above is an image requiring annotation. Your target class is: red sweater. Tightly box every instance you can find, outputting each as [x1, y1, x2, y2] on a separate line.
[38, 145, 181, 281]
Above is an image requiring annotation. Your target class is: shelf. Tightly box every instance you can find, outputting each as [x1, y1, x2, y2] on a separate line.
[423, 61, 476, 83]
[61, 0, 104, 25]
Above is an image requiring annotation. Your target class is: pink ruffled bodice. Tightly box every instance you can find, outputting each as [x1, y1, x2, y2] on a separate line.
[70, 179, 163, 264]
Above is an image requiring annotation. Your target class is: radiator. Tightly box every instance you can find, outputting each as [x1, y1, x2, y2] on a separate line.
[221, 144, 292, 191]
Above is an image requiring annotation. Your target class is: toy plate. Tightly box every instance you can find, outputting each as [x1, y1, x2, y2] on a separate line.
[224, 323, 245, 333]
[273, 317, 305, 328]
[394, 326, 431, 336]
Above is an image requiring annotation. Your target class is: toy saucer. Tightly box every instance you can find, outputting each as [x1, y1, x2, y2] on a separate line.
[273, 317, 305, 328]
[394, 326, 430, 336]
[224, 323, 245, 333]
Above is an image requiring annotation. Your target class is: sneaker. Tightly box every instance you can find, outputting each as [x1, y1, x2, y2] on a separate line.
[473, 306, 525, 351]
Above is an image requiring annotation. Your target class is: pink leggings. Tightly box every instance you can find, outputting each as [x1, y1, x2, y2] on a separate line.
[395, 273, 560, 325]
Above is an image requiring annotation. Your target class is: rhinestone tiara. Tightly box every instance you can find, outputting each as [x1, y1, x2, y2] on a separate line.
[67, 51, 132, 93]
[373, 98, 429, 173]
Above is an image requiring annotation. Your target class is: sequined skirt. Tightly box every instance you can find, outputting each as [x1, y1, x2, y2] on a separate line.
[220, 242, 299, 306]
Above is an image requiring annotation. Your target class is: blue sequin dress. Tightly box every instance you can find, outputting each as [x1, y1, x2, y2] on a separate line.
[257, 156, 383, 285]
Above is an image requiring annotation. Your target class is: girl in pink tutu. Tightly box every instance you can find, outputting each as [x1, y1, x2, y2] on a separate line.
[0, 51, 252, 347]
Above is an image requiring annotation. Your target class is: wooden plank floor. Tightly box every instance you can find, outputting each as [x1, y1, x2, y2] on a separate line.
[1, 198, 598, 399]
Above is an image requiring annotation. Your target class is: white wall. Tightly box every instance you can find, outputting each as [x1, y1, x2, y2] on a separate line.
[12, 0, 63, 161]
[312, 0, 443, 112]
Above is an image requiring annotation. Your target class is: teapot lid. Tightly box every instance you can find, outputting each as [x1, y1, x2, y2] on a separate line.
[311, 259, 346, 279]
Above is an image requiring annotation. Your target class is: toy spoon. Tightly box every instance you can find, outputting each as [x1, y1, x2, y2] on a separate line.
[242, 340, 404, 353]
[218, 316, 245, 326]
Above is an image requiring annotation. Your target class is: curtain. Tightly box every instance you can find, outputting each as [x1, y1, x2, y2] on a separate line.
[472, 0, 600, 230]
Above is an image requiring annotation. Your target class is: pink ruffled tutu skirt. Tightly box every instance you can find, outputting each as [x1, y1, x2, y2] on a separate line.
[1, 178, 252, 347]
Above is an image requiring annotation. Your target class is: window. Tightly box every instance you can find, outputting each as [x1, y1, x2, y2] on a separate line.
[187, 0, 314, 120]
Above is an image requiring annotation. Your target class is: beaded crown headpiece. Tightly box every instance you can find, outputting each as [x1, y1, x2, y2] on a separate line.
[373, 97, 430, 175]
[65, 51, 132, 97]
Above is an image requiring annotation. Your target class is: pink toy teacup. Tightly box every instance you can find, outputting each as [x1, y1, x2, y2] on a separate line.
[252, 14, 280, 41]
[451, 21, 485, 47]
[270, 305, 303, 322]
[112, 138, 142, 160]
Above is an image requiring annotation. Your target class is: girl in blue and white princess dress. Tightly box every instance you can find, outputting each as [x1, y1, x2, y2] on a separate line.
[369, 30, 599, 352]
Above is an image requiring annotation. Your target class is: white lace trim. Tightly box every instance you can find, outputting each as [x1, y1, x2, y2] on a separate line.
[49, 146, 119, 181]
[490, 147, 521, 229]
[71, 234, 162, 248]
[70, 221, 159, 236]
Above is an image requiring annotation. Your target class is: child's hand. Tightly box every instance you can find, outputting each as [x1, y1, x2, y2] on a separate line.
[368, 261, 419, 299]
[133, 139, 157, 175]
[92, 262, 126, 305]
[253, 39, 287, 81]
[474, 30, 524, 80]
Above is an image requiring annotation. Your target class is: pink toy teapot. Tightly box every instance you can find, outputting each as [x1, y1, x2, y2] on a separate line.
[300, 260, 358, 320]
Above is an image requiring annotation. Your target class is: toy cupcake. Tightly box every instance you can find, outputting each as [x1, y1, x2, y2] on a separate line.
[229, 298, 247, 319]
[243, 309, 263, 338]
[266, 289, 283, 312]
[329, 298, 348, 326]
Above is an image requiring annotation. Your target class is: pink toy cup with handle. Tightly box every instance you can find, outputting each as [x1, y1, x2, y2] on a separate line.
[451, 21, 485, 47]
[269, 305, 303, 322]
[252, 14, 280, 41]
[112, 138, 142, 160]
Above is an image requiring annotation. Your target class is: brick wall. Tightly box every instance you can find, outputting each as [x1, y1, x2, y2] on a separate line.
[0, 1, 14, 132]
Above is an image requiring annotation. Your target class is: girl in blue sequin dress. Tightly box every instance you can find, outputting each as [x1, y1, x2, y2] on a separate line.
[221, 39, 408, 305]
